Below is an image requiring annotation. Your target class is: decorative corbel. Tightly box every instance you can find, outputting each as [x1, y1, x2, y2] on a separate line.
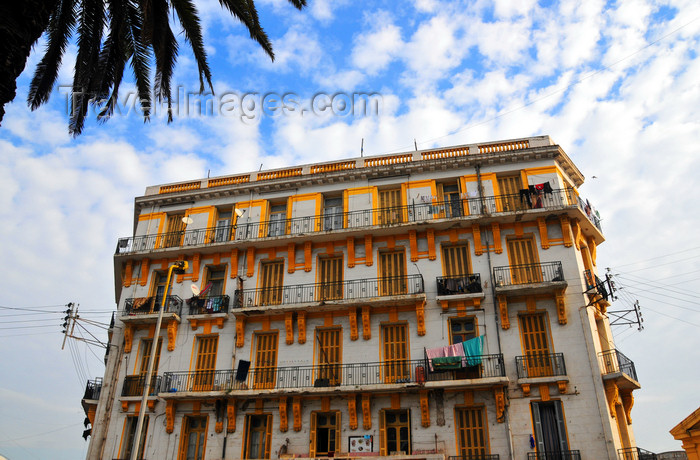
[439, 299, 449, 311]
[292, 397, 302, 431]
[419, 390, 430, 427]
[539, 384, 550, 401]
[365, 235, 373, 266]
[560, 216, 573, 248]
[349, 307, 358, 341]
[191, 253, 201, 282]
[498, 295, 510, 330]
[230, 248, 239, 278]
[235, 317, 246, 348]
[139, 258, 150, 286]
[190, 318, 200, 331]
[87, 406, 96, 425]
[604, 381, 619, 418]
[124, 325, 133, 353]
[492, 223, 502, 254]
[121, 401, 129, 412]
[620, 390, 634, 424]
[285, 312, 294, 345]
[246, 247, 255, 277]
[555, 290, 567, 325]
[409, 230, 418, 262]
[347, 395, 358, 430]
[573, 220, 582, 250]
[166, 400, 176, 433]
[557, 380, 567, 394]
[347, 237, 355, 268]
[361, 306, 371, 340]
[361, 393, 372, 430]
[287, 243, 296, 273]
[279, 397, 288, 432]
[227, 399, 236, 433]
[123, 260, 133, 287]
[588, 237, 597, 266]
[297, 311, 306, 344]
[215, 421, 223, 433]
[537, 217, 550, 249]
[427, 229, 436, 260]
[415, 300, 426, 336]
[494, 387, 506, 423]
[304, 242, 312, 272]
[473, 224, 482, 256]
[521, 383, 531, 397]
[148, 399, 156, 412]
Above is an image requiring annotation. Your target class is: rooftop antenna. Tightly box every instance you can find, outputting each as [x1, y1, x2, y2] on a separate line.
[259, 163, 263, 171]
[361, 138, 364, 157]
[414, 139, 418, 151]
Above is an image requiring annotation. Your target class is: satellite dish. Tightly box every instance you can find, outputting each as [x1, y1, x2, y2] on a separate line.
[182, 216, 193, 225]
[234, 208, 245, 218]
[191, 284, 201, 296]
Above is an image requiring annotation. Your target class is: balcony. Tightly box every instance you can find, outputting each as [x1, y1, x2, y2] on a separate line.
[436, 274, 483, 296]
[120, 295, 183, 324]
[186, 295, 230, 315]
[516, 353, 567, 379]
[527, 451, 581, 460]
[618, 447, 658, 460]
[599, 349, 640, 390]
[115, 188, 602, 255]
[83, 378, 102, 401]
[234, 274, 425, 310]
[493, 262, 566, 296]
[448, 456, 499, 460]
[121, 375, 162, 397]
[160, 355, 505, 394]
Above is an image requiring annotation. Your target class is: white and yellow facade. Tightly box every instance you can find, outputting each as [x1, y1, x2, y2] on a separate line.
[85, 135, 642, 460]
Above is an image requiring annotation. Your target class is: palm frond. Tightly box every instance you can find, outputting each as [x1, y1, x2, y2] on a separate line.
[217, 0, 273, 60]
[149, 0, 178, 122]
[27, 0, 78, 110]
[169, 0, 212, 93]
[95, 0, 129, 121]
[124, 0, 152, 122]
[286, 0, 306, 9]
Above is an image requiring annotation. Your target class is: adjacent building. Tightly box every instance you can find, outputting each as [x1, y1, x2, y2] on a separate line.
[82, 135, 643, 459]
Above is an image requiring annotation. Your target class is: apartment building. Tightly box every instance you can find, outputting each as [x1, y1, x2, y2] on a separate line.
[82, 135, 642, 460]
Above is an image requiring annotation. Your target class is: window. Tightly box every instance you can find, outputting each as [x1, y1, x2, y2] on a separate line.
[259, 260, 284, 306]
[205, 266, 226, 298]
[379, 188, 402, 225]
[253, 332, 278, 390]
[519, 313, 552, 378]
[152, 271, 168, 310]
[179, 415, 207, 460]
[497, 175, 524, 211]
[507, 237, 541, 284]
[164, 213, 186, 248]
[442, 243, 470, 277]
[318, 256, 343, 300]
[439, 183, 463, 217]
[382, 324, 409, 383]
[310, 412, 340, 457]
[315, 328, 341, 385]
[120, 415, 148, 460]
[243, 414, 272, 459]
[193, 335, 218, 390]
[449, 317, 476, 344]
[379, 250, 406, 295]
[531, 401, 569, 456]
[136, 337, 162, 393]
[323, 196, 344, 231]
[455, 407, 488, 458]
[214, 211, 232, 242]
[380, 409, 411, 455]
[267, 204, 287, 237]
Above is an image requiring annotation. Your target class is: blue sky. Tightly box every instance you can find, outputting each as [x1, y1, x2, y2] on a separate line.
[1, 0, 700, 458]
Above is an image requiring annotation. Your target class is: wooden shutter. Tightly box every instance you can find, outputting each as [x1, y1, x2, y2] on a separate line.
[254, 332, 278, 389]
[382, 324, 409, 382]
[260, 260, 284, 305]
[456, 407, 487, 457]
[379, 250, 406, 295]
[316, 328, 342, 385]
[194, 336, 218, 390]
[520, 313, 551, 377]
[497, 175, 523, 211]
[379, 409, 387, 456]
[319, 256, 343, 300]
[507, 237, 541, 283]
[442, 244, 470, 276]
[139, 338, 163, 383]
[164, 213, 185, 248]
[309, 412, 318, 457]
[379, 188, 402, 224]
[264, 414, 273, 459]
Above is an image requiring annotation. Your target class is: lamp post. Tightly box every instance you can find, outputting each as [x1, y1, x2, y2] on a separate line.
[130, 260, 188, 460]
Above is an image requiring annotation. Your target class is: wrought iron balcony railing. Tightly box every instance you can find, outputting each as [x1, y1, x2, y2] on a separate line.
[121, 375, 162, 397]
[122, 295, 183, 317]
[83, 378, 102, 400]
[618, 447, 658, 460]
[436, 274, 482, 295]
[516, 353, 567, 379]
[599, 349, 638, 382]
[527, 451, 581, 460]
[161, 355, 505, 393]
[186, 295, 230, 315]
[448, 455, 500, 460]
[115, 188, 601, 255]
[493, 261, 564, 287]
[234, 274, 424, 308]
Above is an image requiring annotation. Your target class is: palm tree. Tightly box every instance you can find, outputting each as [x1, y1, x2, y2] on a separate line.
[0, 0, 305, 135]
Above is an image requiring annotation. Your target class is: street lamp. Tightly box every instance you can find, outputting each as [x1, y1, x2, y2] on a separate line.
[130, 260, 188, 460]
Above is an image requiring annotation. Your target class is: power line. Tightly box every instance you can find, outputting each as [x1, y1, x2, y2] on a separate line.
[611, 245, 700, 268]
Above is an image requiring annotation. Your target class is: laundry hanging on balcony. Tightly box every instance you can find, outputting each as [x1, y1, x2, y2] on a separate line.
[426, 336, 485, 372]
[462, 336, 484, 366]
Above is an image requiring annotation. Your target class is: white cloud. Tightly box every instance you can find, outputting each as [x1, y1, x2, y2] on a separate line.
[351, 23, 404, 75]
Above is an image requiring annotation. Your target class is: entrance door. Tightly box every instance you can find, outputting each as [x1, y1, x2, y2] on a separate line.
[532, 401, 569, 458]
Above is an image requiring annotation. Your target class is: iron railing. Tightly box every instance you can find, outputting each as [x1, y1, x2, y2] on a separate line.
[116, 189, 602, 254]
[599, 349, 638, 382]
[161, 355, 505, 393]
[122, 295, 183, 317]
[448, 455, 500, 460]
[234, 274, 424, 308]
[121, 375, 162, 397]
[186, 295, 230, 315]
[83, 378, 102, 400]
[436, 274, 482, 295]
[493, 261, 565, 287]
[618, 447, 658, 460]
[583, 270, 610, 300]
[516, 353, 567, 379]
[527, 451, 581, 460]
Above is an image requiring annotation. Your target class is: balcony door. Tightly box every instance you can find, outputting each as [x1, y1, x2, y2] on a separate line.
[315, 328, 341, 385]
[455, 407, 488, 458]
[259, 260, 284, 305]
[267, 204, 287, 237]
[382, 323, 409, 383]
[379, 188, 402, 225]
[138, 337, 162, 393]
[519, 313, 552, 377]
[310, 411, 340, 457]
[531, 401, 569, 457]
[179, 416, 207, 460]
[319, 256, 343, 300]
[507, 237, 542, 284]
[379, 250, 406, 295]
[164, 213, 186, 248]
[497, 175, 523, 211]
[214, 211, 231, 242]
[120, 415, 148, 460]
[193, 335, 218, 391]
[253, 332, 278, 390]
[323, 197, 344, 231]
[439, 183, 463, 218]
[243, 414, 272, 459]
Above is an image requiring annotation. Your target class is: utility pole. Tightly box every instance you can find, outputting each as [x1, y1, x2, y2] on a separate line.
[61, 302, 75, 350]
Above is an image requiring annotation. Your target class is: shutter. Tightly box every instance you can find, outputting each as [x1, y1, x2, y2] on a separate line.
[319, 256, 343, 300]
[379, 410, 387, 456]
[442, 244, 470, 277]
[309, 412, 317, 457]
[261, 261, 284, 305]
[497, 175, 523, 211]
[380, 251, 406, 295]
[242, 416, 250, 459]
[334, 412, 341, 454]
[520, 313, 551, 377]
[531, 402, 546, 453]
[264, 414, 273, 459]
[507, 238, 540, 283]
[554, 401, 569, 452]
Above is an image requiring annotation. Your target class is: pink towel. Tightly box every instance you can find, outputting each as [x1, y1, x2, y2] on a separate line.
[446, 343, 465, 357]
[426, 346, 447, 372]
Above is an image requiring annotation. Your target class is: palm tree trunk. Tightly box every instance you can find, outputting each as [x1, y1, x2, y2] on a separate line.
[0, 0, 58, 124]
